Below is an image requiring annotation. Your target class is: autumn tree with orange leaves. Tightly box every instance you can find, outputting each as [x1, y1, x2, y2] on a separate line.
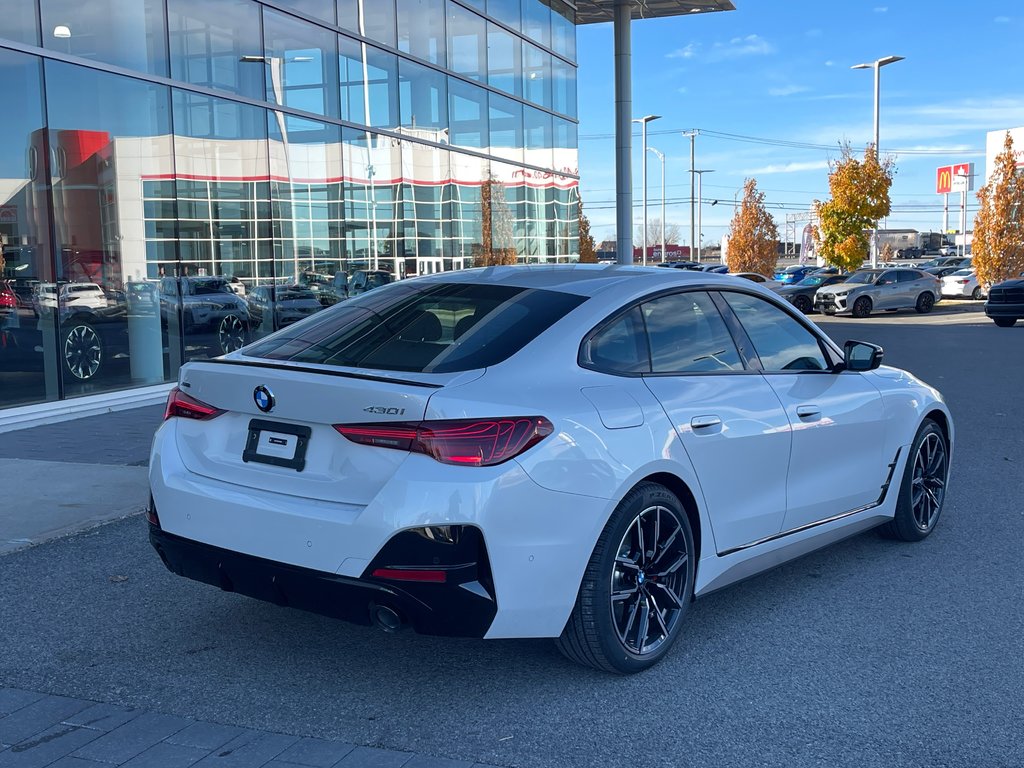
[972, 132, 1024, 287]
[726, 178, 779, 275]
[814, 144, 894, 273]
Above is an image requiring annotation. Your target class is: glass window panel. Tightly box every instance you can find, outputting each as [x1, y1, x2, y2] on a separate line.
[524, 107, 553, 171]
[41, 0, 167, 75]
[173, 90, 267, 361]
[447, 1, 486, 81]
[45, 60, 178, 397]
[522, 0, 551, 49]
[362, 0, 397, 47]
[552, 56, 576, 117]
[489, 93, 523, 165]
[523, 41, 551, 109]
[341, 128, 401, 274]
[448, 78, 488, 150]
[398, 0, 446, 65]
[337, 0, 359, 33]
[402, 143, 449, 275]
[553, 116, 576, 173]
[0, 50, 58, 407]
[275, 0, 336, 23]
[487, 22, 521, 97]
[263, 9, 339, 118]
[399, 59, 448, 132]
[550, 0, 575, 61]
[168, 0, 264, 99]
[340, 37, 399, 130]
[583, 308, 650, 374]
[486, 161, 526, 262]
[0, 0, 40, 44]
[721, 292, 828, 372]
[487, 0, 520, 30]
[460, 0, 485, 10]
[448, 152, 487, 268]
[643, 292, 743, 373]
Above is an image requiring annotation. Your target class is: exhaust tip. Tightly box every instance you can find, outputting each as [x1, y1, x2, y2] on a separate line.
[370, 603, 405, 633]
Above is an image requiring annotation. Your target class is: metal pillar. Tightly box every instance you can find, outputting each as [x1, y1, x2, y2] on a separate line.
[640, 118, 648, 265]
[688, 131, 696, 258]
[613, 0, 633, 264]
[943, 192, 949, 235]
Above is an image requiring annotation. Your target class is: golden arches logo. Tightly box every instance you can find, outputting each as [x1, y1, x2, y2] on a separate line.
[936, 166, 952, 194]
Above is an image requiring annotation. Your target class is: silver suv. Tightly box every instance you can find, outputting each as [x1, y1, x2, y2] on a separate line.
[814, 268, 941, 318]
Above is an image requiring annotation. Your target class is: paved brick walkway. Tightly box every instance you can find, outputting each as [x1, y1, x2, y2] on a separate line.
[0, 688, 490, 768]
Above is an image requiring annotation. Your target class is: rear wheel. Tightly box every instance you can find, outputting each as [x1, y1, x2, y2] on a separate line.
[556, 482, 695, 674]
[793, 295, 812, 314]
[993, 317, 1017, 328]
[852, 296, 872, 318]
[915, 292, 935, 314]
[881, 420, 949, 542]
[971, 286, 983, 300]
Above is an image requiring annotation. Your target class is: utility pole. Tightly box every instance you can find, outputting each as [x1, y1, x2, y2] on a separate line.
[683, 130, 698, 260]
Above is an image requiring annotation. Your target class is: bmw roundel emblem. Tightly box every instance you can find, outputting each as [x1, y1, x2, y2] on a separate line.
[254, 385, 275, 413]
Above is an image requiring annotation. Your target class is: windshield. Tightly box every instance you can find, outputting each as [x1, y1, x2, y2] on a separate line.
[846, 271, 881, 285]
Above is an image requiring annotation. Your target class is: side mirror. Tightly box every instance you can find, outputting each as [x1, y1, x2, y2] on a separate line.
[843, 340, 883, 372]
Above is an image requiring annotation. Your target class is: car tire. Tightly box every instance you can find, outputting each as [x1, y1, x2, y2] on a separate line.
[971, 286, 983, 300]
[992, 317, 1017, 328]
[880, 419, 949, 542]
[852, 296, 872, 318]
[793, 295, 813, 314]
[915, 292, 935, 314]
[62, 322, 103, 381]
[556, 482, 695, 674]
[217, 314, 247, 354]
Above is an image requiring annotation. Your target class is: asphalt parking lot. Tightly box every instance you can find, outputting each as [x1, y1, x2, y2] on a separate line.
[1, 304, 1022, 768]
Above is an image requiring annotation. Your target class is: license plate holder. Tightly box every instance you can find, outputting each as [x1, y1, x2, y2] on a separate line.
[242, 419, 312, 471]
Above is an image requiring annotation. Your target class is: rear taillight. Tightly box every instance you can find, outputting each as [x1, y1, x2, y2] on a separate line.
[163, 386, 225, 421]
[334, 417, 553, 467]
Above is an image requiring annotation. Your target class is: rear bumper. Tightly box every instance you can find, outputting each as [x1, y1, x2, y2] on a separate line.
[149, 523, 498, 637]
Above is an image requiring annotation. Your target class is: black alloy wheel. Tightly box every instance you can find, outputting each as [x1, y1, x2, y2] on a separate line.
[882, 419, 949, 542]
[63, 323, 103, 380]
[992, 317, 1017, 328]
[915, 292, 935, 314]
[852, 296, 873, 318]
[218, 314, 247, 353]
[793, 294, 813, 314]
[557, 482, 695, 674]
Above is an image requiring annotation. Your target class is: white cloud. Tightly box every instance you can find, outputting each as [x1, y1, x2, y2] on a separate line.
[741, 160, 831, 175]
[994, 15, 1010, 23]
[768, 84, 810, 97]
[677, 87, 689, 95]
[667, 44, 699, 59]
[824, 60, 835, 67]
[666, 34, 775, 63]
[874, 6, 888, 12]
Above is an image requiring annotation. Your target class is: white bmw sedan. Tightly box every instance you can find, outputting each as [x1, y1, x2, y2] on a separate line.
[149, 265, 953, 673]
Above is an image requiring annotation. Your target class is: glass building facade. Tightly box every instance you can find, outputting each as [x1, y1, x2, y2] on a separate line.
[0, 0, 578, 410]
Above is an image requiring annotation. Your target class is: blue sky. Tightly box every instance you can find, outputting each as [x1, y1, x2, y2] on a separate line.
[576, 0, 1024, 248]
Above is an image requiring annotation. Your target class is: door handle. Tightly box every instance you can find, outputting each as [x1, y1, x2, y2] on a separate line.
[796, 405, 821, 419]
[690, 415, 722, 430]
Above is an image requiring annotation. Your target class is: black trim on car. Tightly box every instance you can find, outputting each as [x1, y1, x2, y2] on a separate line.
[200, 358, 444, 388]
[149, 524, 497, 638]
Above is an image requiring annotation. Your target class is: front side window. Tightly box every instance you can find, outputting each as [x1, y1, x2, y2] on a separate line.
[721, 292, 828, 372]
[643, 292, 742, 373]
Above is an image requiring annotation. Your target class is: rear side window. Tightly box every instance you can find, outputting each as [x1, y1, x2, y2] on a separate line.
[896, 270, 918, 283]
[245, 282, 585, 373]
[582, 307, 649, 373]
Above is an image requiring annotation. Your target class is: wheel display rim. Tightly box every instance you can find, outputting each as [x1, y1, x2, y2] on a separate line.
[64, 325, 101, 380]
[219, 315, 245, 352]
[911, 432, 947, 530]
[610, 505, 690, 656]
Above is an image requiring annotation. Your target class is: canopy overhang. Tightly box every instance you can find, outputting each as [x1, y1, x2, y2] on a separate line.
[575, 0, 736, 25]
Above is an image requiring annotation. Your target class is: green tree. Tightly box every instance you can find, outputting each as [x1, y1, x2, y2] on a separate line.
[725, 178, 779, 275]
[814, 144, 894, 272]
[973, 132, 1024, 287]
[578, 201, 597, 263]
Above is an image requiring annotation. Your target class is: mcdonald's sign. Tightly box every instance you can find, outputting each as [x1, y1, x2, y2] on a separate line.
[936, 165, 953, 194]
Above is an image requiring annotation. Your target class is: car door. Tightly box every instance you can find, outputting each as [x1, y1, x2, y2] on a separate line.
[717, 290, 889, 532]
[639, 290, 792, 554]
[872, 269, 902, 309]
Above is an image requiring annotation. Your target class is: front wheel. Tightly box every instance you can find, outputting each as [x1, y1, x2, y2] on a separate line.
[915, 292, 935, 314]
[63, 322, 104, 380]
[217, 314, 247, 354]
[852, 296, 873, 318]
[793, 295, 813, 314]
[992, 316, 1017, 328]
[556, 482, 695, 674]
[880, 419, 949, 542]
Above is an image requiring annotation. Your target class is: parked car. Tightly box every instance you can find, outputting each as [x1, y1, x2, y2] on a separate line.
[150, 265, 953, 674]
[656, 261, 702, 270]
[732, 272, 781, 290]
[773, 265, 817, 285]
[894, 246, 922, 260]
[0, 280, 16, 318]
[776, 273, 849, 314]
[925, 266, 962, 279]
[984, 276, 1024, 327]
[348, 269, 393, 296]
[814, 268, 941, 318]
[301, 271, 350, 307]
[700, 264, 729, 273]
[159, 276, 250, 354]
[941, 269, 985, 300]
[919, 256, 970, 270]
[32, 282, 107, 317]
[247, 285, 324, 331]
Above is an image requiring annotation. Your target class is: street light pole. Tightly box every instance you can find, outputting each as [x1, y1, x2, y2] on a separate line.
[683, 130, 698, 259]
[633, 115, 660, 266]
[692, 169, 714, 261]
[852, 55, 904, 268]
[648, 147, 666, 262]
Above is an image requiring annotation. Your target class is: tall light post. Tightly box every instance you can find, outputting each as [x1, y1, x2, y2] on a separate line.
[852, 54, 904, 268]
[633, 115, 660, 265]
[648, 147, 666, 262]
[692, 169, 714, 261]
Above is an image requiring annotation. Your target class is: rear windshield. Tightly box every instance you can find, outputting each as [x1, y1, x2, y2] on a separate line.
[244, 281, 586, 373]
[188, 279, 230, 295]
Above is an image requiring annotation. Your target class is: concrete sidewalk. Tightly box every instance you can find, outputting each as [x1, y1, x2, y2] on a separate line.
[0, 405, 161, 554]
